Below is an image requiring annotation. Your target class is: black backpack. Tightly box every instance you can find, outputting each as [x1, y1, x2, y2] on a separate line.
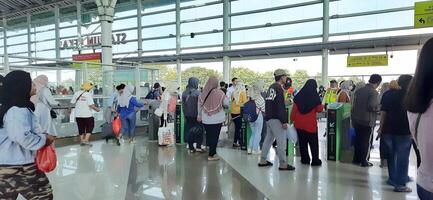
[145, 90, 156, 99]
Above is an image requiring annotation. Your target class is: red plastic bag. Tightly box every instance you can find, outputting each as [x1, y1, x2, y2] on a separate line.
[112, 117, 122, 137]
[36, 145, 57, 173]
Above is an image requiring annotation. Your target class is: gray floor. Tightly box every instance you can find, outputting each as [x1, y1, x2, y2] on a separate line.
[18, 121, 421, 200]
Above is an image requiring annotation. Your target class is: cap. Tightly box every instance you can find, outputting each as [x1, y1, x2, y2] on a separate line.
[274, 69, 288, 77]
[81, 82, 94, 91]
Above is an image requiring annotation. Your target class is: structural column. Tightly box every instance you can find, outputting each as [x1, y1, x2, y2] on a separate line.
[27, 14, 32, 65]
[95, 0, 117, 95]
[54, 6, 62, 86]
[137, 0, 143, 57]
[223, 0, 231, 83]
[175, 0, 181, 87]
[321, 0, 330, 86]
[2, 18, 9, 73]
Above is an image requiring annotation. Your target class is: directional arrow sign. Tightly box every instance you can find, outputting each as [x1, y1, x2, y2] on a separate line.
[415, 1, 433, 28]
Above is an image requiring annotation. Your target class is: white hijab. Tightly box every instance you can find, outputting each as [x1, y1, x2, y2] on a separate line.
[118, 85, 135, 108]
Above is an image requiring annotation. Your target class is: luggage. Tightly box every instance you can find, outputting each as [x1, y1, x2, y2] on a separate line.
[158, 122, 175, 146]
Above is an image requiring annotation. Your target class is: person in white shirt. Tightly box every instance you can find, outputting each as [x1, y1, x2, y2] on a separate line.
[71, 82, 100, 146]
[31, 75, 60, 136]
[226, 77, 238, 99]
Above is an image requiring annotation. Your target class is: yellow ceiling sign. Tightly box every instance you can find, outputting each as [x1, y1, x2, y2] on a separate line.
[347, 54, 388, 67]
[415, 1, 433, 28]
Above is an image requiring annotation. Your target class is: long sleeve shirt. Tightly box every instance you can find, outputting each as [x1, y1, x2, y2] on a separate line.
[198, 97, 229, 125]
[265, 83, 288, 124]
[0, 107, 47, 165]
[117, 97, 144, 118]
[291, 103, 324, 133]
[351, 84, 380, 127]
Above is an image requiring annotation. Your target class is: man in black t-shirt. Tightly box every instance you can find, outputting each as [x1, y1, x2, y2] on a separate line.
[258, 69, 295, 171]
[379, 75, 413, 193]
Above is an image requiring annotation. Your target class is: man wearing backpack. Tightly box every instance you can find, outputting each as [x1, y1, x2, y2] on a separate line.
[146, 83, 162, 100]
[258, 69, 295, 171]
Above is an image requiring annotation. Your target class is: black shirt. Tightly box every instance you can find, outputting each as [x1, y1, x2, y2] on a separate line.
[380, 90, 410, 135]
[265, 83, 288, 124]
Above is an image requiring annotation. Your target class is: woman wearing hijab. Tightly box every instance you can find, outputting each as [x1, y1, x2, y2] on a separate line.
[182, 77, 205, 153]
[337, 80, 353, 103]
[117, 85, 145, 144]
[31, 75, 60, 137]
[71, 82, 100, 146]
[291, 79, 324, 166]
[230, 81, 247, 148]
[0, 70, 56, 199]
[198, 76, 229, 161]
[0, 74, 4, 105]
[247, 81, 266, 155]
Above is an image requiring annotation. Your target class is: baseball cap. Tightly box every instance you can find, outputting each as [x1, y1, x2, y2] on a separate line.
[81, 82, 94, 91]
[274, 69, 288, 77]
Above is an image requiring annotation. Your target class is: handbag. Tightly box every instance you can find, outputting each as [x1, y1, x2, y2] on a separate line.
[50, 110, 57, 119]
[36, 145, 57, 173]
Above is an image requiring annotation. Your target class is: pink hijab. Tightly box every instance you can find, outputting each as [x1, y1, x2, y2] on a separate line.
[31, 75, 49, 104]
[199, 76, 225, 116]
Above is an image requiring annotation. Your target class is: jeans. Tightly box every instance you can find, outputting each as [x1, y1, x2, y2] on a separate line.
[121, 112, 137, 138]
[353, 122, 373, 164]
[185, 117, 203, 150]
[203, 123, 222, 157]
[260, 119, 288, 167]
[297, 129, 320, 164]
[249, 113, 263, 152]
[383, 134, 412, 187]
[232, 114, 242, 145]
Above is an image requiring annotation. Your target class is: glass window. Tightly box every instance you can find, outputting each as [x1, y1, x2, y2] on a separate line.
[8, 44, 28, 54]
[113, 29, 137, 42]
[114, 6, 137, 18]
[7, 34, 28, 46]
[60, 26, 78, 38]
[61, 49, 74, 58]
[33, 50, 56, 59]
[181, 18, 222, 34]
[34, 40, 56, 51]
[113, 41, 138, 54]
[180, 0, 218, 7]
[181, 4, 222, 21]
[231, 0, 314, 13]
[330, 0, 415, 15]
[231, 21, 322, 43]
[142, 38, 175, 51]
[231, 4, 322, 28]
[330, 10, 413, 34]
[142, 12, 175, 26]
[34, 30, 55, 42]
[113, 17, 137, 31]
[81, 23, 101, 36]
[181, 33, 222, 48]
[142, 1, 175, 13]
[142, 25, 175, 39]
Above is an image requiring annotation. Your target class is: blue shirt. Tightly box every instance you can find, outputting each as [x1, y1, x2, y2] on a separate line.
[0, 107, 47, 165]
[117, 97, 144, 118]
[107, 92, 118, 108]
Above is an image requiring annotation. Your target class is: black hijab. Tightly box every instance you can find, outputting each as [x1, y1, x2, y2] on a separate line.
[0, 74, 4, 104]
[294, 79, 321, 114]
[0, 70, 35, 128]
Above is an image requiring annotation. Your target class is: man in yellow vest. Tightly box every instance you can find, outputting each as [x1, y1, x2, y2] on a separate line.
[323, 80, 339, 108]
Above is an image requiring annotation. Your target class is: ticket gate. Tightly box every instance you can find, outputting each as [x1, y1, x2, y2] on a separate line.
[175, 104, 185, 144]
[327, 103, 352, 162]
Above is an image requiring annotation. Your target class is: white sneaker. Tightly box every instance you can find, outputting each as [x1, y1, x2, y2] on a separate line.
[247, 149, 252, 154]
[252, 150, 262, 155]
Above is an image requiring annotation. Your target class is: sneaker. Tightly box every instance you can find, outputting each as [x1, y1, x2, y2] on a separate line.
[258, 161, 273, 167]
[394, 186, 412, 193]
[279, 165, 296, 171]
[247, 149, 252, 155]
[360, 162, 373, 167]
[311, 159, 322, 166]
[196, 148, 206, 153]
[84, 142, 93, 147]
[208, 155, 220, 161]
[129, 139, 136, 144]
[233, 143, 240, 148]
[189, 149, 196, 154]
[252, 150, 261, 155]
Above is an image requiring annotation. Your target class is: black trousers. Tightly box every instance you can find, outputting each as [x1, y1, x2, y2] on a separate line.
[203, 123, 222, 157]
[232, 114, 242, 145]
[353, 122, 373, 164]
[297, 129, 320, 163]
[185, 117, 203, 150]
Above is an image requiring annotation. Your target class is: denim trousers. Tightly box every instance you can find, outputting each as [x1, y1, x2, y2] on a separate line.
[383, 134, 412, 187]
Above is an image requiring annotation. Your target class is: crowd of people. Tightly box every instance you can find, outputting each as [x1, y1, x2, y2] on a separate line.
[1, 38, 433, 199]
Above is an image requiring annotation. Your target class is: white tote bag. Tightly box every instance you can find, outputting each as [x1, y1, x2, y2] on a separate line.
[158, 122, 175, 146]
[286, 125, 298, 143]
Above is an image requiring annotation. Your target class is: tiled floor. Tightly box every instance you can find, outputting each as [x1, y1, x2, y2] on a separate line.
[16, 121, 421, 200]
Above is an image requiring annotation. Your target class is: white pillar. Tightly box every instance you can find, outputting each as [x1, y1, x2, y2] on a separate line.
[54, 6, 62, 85]
[135, 65, 141, 97]
[321, 0, 330, 86]
[95, 0, 117, 95]
[27, 14, 32, 65]
[223, 0, 231, 83]
[77, 0, 83, 52]
[3, 18, 9, 73]
[137, 0, 143, 57]
[175, 0, 181, 87]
